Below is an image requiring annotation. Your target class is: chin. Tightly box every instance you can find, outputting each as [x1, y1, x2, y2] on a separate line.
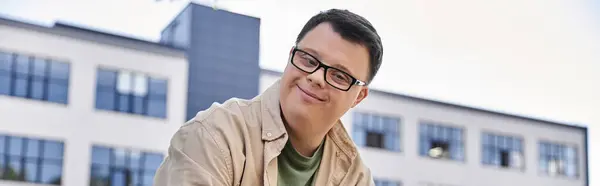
[281, 92, 310, 120]
[286, 93, 310, 114]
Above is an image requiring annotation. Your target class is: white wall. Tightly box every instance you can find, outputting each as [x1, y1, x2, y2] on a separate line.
[0, 24, 188, 186]
[260, 72, 587, 186]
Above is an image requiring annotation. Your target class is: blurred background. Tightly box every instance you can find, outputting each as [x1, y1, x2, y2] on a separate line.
[0, 0, 597, 186]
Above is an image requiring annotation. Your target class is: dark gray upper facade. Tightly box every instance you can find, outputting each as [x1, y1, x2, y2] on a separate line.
[160, 3, 261, 121]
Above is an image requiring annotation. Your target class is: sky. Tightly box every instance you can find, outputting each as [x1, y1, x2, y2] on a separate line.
[0, 0, 598, 184]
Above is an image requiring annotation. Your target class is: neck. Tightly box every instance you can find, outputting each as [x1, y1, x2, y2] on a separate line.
[281, 117, 327, 157]
[279, 105, 332, 157]
[287, 128, 326, 157]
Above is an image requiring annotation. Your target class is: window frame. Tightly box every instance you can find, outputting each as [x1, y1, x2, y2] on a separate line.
[0, 134, 65, 185]
[480, 130, 526, 171]
[352, 111, 402, 152]
[0, 50, 70, 105]
[89, 144, 165, 186]
[374, 178, 402, 186]
[537, 139, 579, 179]
[94, 66, 169, 119]
[418, 120, 466, 162]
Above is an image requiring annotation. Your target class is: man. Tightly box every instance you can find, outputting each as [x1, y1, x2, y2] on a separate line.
[154, 8, 383, 186]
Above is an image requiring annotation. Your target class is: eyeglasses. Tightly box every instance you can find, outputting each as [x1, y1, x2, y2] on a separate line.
[290, 47, 367, 91]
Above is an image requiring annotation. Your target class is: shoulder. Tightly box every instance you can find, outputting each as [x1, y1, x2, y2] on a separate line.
[174, 95, 266, 145]
[165, 97, 263, 170]
[159, 97, 263, 185]
[328, 122, 374, 185]
[347, 153, 375, 185]
[191, 97, 261, 125]
[179, 97, 262, 138]
[353, 153, 373, 174]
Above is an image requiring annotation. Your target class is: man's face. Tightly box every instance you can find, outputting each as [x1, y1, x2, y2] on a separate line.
[280, 22, 370, 135]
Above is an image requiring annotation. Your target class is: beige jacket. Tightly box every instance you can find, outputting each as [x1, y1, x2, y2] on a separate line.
[154, 80, 375, 186]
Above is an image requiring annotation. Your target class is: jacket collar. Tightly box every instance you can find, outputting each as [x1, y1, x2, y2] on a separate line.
[259, 80, 287, 142]
[258, 80, 358, 161]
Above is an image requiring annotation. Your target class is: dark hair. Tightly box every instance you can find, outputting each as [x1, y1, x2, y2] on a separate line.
[295, 9, 383, 83]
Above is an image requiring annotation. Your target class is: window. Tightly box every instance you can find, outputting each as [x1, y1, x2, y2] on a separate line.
[0, 51, 70, 104]
[419, 122, 464, 161]
[482, 132, 524, 169]
[418, 182, 461, 186]
[95, 68, 168, 118]
[539, 141, 578, 178]
[0, 134, 64, 185]
[352, 112, 401, 151]
[366, 131, 384, 148]
[90, 145, 164, 186]
[375, 179, 402, 186]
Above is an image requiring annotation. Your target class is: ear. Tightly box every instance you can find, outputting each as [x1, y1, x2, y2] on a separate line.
[351, 87, 369, 108]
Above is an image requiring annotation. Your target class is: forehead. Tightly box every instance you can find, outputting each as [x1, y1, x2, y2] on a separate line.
[296, 23, 370, 81]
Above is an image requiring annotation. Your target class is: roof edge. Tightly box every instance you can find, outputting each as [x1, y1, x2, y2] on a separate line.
[52, 21, 186, 53]
[160, 3, 193, 34]
[0, 15, 185, 58]
[189, 1, 261, 20]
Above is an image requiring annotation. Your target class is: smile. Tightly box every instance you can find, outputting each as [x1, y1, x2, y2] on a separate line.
[297, 85, 326, 102]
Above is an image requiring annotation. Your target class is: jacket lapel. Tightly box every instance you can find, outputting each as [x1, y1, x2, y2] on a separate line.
[259, 80, 288, 186]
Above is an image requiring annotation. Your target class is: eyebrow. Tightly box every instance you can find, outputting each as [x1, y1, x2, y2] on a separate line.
[300, 47, 355, 76]
[330, 63, 352, 75]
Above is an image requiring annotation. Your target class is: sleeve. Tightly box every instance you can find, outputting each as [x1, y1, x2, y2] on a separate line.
[153, 121, 233, 186]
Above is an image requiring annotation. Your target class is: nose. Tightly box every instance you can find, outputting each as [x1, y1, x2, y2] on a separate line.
[306, 67, 326, 88]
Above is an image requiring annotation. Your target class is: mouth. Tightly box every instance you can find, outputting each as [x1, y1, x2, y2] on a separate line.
[296, 85, 326, 102]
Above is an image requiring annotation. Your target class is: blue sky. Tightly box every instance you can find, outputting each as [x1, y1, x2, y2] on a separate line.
[1, 0, 598, 184]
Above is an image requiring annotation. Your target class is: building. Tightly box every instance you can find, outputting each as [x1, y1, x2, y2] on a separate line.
[261, 70, 589, 186]
[0, 15, 188, 186]
[159, 3, 261, 121]
[0, 2, 589, 186]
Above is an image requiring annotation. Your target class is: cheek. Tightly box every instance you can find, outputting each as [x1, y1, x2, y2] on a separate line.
[281, 67, 294, 84]
[281, 69, 302, 96]
[283, 67, 304, 83]
[327, 93, 356, 109]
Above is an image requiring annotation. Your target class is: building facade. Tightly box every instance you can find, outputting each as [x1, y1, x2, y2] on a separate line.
[159, 3, 261, 121]
[260, 70, 588, 186]
[0, 16, 188, 186]
[0, 2, 589, 186]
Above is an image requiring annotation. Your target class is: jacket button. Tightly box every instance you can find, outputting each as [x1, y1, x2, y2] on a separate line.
[266, 132, 272, 137]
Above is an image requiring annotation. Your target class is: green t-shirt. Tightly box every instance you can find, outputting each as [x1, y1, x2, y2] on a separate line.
[277, 139, 325, 186]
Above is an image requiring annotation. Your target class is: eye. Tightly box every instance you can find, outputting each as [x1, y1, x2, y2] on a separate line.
[307, 59, 319, 66]
[331, 70, 351, 84]
[298, 53, 318, 66]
